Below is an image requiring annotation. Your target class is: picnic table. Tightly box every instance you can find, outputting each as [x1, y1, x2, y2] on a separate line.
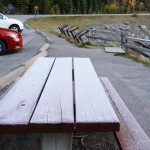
[0, 57, 120, 150]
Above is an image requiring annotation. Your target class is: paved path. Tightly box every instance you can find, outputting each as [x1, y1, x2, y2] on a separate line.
[47, 34, 150, 137]
[0, 14, 46, 78]
[0, 29, 45, 78]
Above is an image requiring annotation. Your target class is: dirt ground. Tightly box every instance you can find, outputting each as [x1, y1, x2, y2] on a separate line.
[72, 132, 120, 150]
[0, 132, 120, 150]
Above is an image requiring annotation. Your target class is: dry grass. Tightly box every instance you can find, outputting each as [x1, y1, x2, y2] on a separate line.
[25, 15, 150, 66]
[25, 15, 150, 33]
[116, 50, 150, 67]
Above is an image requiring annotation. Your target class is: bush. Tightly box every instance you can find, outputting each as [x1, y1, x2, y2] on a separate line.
[104, 3, 119, 14]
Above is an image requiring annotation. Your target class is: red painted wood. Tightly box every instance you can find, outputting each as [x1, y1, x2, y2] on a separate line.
[0, 58, 122, 134]
[101, 77, 150, 150]
[73, 58, 120, 132]
[0, 57, 55, 133]
[30, 58, 74, 132]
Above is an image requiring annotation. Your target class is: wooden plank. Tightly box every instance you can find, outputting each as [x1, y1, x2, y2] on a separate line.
[0, 57, 55, 133]
[101, 77, 150, 150]
[134, 41, 150, 49]
[0, 77, 20, 101]
[30, 58, 74, 132]
[89, 29, 121, 35]
[74, 58, 120, 132]
[41, 133, 72, 150]
[86, 35, 121, 43]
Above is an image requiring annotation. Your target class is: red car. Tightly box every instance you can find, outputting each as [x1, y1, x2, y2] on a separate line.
[0, 28, 23, 54]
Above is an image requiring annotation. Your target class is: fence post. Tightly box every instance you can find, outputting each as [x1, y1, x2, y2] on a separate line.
[121, 33, 123, 47]
[125, 39, 128, 52]
[121, 32, 128, 53]
[88, 30, 91, 43]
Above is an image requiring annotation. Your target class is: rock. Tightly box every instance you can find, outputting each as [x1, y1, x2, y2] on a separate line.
[119, 24, 130, 31]
[124, 21, 130, 25]
[139, 25, 147, 29]
[92, 32, 96, 35]
[115, 28, 121, 33]
[131, 33, 136, 37]
[144, 35, 149, 40]
[135, 27, 140, 31]
[104, 25, 110, 30]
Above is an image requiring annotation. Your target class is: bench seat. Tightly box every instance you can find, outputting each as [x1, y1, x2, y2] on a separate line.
[101, 77, 150, 150]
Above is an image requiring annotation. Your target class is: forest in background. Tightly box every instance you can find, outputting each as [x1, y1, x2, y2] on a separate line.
[0, 0, 150, 14]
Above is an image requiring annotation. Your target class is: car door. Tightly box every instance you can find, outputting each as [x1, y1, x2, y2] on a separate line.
[0, 14, 9, 29]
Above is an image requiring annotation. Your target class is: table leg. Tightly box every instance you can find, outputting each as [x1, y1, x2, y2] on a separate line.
[41, 133, 72, 150]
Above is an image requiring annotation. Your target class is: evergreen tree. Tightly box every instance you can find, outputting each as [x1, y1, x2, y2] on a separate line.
[3, 0, 9, 6]
[0, 1, 3, 12]
[37, 0, 45, 14]
[77, 0, 81, 14]
[69, 0, 74, 14]
[53, 4, 60, 14]
[43, 0, 50, 14]
[16, 0, 30, 14]
[81, 0, 87, 14]
[92, 0, 97, 13]
[0, 0, 150, 14]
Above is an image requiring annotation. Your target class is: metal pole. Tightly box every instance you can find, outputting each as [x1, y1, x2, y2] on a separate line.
[34, 10, 37, 20]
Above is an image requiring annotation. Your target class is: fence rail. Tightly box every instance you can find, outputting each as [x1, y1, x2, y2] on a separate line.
[89, 29, 121, 35]
[86, 35, 121, 43]
[58, 25, 150, 58]
[87, 29, 150, 58]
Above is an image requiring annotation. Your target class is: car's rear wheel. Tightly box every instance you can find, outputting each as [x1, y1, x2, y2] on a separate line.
[0, 40, 6, 54]
[9, 25, 20, 32]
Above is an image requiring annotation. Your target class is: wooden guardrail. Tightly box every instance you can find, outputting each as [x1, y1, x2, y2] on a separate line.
[58, 25, 89, 45]
[122, 35, 150, 58]
[58, 25, 68, 36]
[58, 26, 150, 58]
[87, 29, 150, 58]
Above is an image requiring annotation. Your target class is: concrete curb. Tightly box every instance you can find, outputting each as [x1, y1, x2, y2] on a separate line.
[35, 29, 51, 44]
[0, 43, 50, 91]
[24, 23, 52, 43]
[24, 23, 33, 30]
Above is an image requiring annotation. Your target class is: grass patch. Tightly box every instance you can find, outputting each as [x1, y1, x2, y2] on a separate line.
[126, 51, 150, 67]
[25, 15, 150, 33]
[116, 50, 150, 67]
[25, 15, 150, 66]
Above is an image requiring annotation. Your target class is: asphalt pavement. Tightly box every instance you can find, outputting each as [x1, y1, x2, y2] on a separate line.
[0, 27, 45, 77]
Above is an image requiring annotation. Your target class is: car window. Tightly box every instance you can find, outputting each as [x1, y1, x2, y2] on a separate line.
[0, 14, 3, 19]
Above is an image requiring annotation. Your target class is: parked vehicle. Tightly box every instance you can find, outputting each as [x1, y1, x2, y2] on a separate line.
[0, 13, 24, 32]
[0, 28, 23, 54]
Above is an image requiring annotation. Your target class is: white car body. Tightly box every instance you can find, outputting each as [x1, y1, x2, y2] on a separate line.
[0, 13, 24, 32]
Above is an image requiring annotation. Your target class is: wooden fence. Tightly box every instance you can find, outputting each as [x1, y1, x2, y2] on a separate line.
[87, 29, 150, 58]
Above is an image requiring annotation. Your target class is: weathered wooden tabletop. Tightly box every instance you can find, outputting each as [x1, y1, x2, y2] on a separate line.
[0, 57, 120, 134]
